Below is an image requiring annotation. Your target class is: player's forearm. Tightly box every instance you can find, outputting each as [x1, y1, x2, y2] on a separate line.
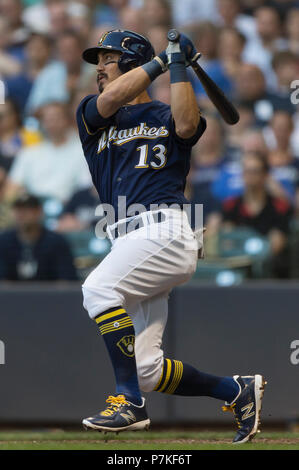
[171, 81, 200, 139]
[97, 67, 151, 118]
[166, 35, 200, 139]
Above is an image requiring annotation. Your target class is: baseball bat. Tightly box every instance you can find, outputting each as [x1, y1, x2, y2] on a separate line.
[167, 29, 240, 126]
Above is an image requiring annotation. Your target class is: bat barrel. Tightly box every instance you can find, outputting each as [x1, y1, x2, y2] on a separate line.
[192, 62, 240, 125]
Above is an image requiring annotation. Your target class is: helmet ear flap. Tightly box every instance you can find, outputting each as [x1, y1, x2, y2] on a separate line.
[118, 54, 138, 73]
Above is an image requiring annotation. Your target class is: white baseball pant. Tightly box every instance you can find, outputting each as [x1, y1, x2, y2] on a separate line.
[82, 209, 199, 392]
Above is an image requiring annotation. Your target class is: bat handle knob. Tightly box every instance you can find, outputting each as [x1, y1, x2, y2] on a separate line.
[167, 29, 180, 43]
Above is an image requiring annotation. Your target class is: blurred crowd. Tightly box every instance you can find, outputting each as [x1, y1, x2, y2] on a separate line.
[0, 0, 298, 281]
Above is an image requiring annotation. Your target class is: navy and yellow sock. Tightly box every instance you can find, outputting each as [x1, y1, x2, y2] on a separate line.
[155, 359, 239, 403]
[95, 306, 142, 406]
[154, 359, 184, 394]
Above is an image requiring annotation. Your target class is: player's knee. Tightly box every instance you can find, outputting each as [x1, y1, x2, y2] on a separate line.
[137, 357, 163, 393]
[181, 250, 198, 281]
[82, 279, 124, 320]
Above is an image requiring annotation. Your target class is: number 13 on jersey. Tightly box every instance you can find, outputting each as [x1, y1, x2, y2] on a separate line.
[135, 144, 167, 170]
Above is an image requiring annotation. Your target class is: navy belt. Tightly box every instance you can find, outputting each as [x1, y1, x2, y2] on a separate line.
[108, 211, 166, 240]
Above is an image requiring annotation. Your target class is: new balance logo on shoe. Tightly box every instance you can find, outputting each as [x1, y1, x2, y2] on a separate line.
[241, 402, 255, 421]
[120, 410, 137, 425]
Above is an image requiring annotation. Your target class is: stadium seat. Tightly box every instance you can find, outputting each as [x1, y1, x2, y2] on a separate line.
[194, 228, 272, 281]
[289, 219, 299, 278]
[63, 230, 110, 278]
[194, 261, 245, 285]
[40, 197, 63, 231]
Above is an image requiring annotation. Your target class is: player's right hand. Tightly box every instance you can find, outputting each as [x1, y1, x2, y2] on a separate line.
[166, 32, 201, 67]
[179, 33, 200, 64]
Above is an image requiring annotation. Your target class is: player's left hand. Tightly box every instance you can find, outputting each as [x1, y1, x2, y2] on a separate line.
[157, 50, 168, 66]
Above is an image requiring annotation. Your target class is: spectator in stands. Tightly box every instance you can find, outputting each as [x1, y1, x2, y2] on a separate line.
[6, 102, 90, 203]
[0, 0, 29, 63]
[0, 193, 78, 281]
[0, 99, 24, 172]
[266, 110, 296, 153]
[193, 22, 220, 63]
[0, 168, 14, 231]
[67, 1, 92, 44]
[216, 0, 257, 42]
[0, 16, 22, 79]
[240, 0, 264, 15]
[267, 147, 299, 205]
[225, 102, 256, 155]
[191, 22, 233, 107]
[218, 27, 246, 83]
[24, 36, 69, 115]
[56, 185, 100, 232]
[5, 32, 54, 113]
[92, 0, 124, 28]
[285, 8, 299, 55]
[255, 6, 286, 50]
[119, 5, 145, 33]
[264, 112, 299, 204]
[210, 157, 244, 203]
[266, 0, 299, 21]
[209, 125, 290, 207]
[237, 126, 289, 200]
[142, 0, 171, 28]
[145, 25, 169, 55]
[234, 63, 296, 125]
[243, 6, 288, 88]
[55, 30, 88, 102]
[221, 151, 293, 277]
[23, 0, 89, 36]
[22, 0, 52, 33]
[190, 115, 228, 222]
[171, 0, 219, 28]
[48, 0, 73, 36]
[0, 0, 298, 282]
[272, 50, 299, 99]
[241, 128, 269, 155]
[0, 98, 41, 172]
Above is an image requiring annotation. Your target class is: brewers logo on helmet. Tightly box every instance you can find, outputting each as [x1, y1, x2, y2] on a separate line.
[82, 29, 155, 73]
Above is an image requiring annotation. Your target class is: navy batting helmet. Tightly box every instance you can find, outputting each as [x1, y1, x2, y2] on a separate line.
[82, 29, 155, 73]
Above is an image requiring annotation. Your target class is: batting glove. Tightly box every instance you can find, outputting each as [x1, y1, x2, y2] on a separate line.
[166, 33, 201, 68]
[179, 33, 201, 64]
[141, 50, 168, 82]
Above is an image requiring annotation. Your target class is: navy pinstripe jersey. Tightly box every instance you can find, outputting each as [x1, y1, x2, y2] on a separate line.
[76, 94, 206, 222]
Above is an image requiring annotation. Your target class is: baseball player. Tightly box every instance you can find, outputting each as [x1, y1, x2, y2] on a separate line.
[76, 29, 266, 444]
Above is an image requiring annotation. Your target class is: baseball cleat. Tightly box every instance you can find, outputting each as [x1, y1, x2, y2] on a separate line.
[82, 394, 150, 432]
[222, 374, 267, 444]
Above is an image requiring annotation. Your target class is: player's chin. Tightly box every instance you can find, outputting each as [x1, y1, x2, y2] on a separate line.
[97, 80, 107, 94]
